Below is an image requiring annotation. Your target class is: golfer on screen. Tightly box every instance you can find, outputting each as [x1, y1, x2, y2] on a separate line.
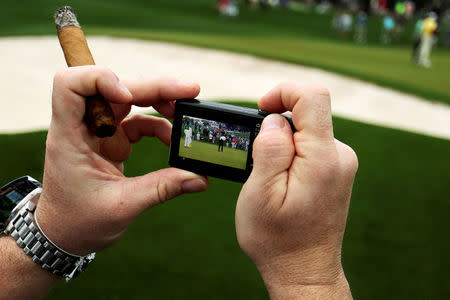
[218, 134, 226, 152]
[184, 126, 193, 148]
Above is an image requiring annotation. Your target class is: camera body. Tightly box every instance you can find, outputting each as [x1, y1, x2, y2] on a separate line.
[169, 99, 294, 182]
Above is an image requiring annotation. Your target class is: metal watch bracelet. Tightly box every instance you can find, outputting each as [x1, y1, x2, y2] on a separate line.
[4, 189, 95, 281]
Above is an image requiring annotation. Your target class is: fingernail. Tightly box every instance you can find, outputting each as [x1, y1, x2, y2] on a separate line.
[261, 114, 285, 131]
[118, 81, 132, 98]
[182, 178, 208, 193]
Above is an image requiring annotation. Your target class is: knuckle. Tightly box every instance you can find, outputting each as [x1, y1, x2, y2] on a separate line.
[310, 83, 331, 99]
[130, 114, 147, 122]
[158, 117, 172, 128]
[335, 140, 359, 177]
[278, 81, 330, 99]
[52, 69, 68, 88]
[254, 132, 293, 158]
[342, 145, 359, 175]
[253, 133, 294, 169]
[95, 66, 113, 76]
[45, 134, 59, 156]
[298, 84, 331, 111]
[95, 66, 117, 83]
[130, 114, 169, 127]
[155, 178, 173, 205]
[294, 142, 341, 182]
[154, 76, 177, 91]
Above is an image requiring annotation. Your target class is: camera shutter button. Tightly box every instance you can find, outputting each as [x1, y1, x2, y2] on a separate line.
[257, 109, 271, 117]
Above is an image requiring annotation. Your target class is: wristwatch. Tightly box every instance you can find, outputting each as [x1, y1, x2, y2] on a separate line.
[0, 176, 95, 281]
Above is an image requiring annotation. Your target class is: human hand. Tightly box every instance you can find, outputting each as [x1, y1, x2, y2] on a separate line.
[35, 66, 209, 256]
[236, 82, 357, 299]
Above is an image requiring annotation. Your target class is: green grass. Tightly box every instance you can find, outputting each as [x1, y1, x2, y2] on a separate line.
[0, 101, 449, 299]
[0, 0, 449, 104]
[0, 0, 449, 297]
[179, 138, 248, 170]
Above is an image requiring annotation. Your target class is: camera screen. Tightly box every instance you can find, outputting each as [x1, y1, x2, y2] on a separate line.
[179, 115, 252, 170]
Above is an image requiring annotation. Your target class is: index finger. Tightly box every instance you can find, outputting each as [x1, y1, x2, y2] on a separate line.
[258, 81, 334, 141]
[51, 66, 133, 129]
[123, 77, 200, 118]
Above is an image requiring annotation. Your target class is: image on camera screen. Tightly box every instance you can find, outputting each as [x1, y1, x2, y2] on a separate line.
[179, 115, 252, 170]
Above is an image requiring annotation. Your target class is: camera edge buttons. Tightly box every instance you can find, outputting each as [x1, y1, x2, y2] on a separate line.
[257, 109, 271, 117]
[254, 123, 261, 138]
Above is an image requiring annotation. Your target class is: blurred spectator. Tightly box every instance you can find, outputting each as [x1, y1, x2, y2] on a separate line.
[217, 0, 239, 17]
[279, 0, 290, 8]
[381, 15, 396, 44]
[418, 12, 438, 68]
[405, 1, 415, 19]
[333, 10, 353, 38]
[354, 10, 368, 43]
[341, 0, 358, 12]
[394, 1, 408, 38]
[395, 1, 406, 16]
[446, 28, 450, 47]
[341, 13, 353, 35]
[245, 0, 276, 10]
[371, 0, 388, 15]
[378, 0, 388, 10]
[245, 0, 258, 9]
[286, 0, 314, 13]
[316, 1, 332, 14]
[412, 17, 424, 63]
[443, 9, 450, 47]
[267, 0, 280, 7]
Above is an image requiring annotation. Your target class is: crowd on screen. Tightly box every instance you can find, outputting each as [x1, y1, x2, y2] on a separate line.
[182, 117, 251, 152]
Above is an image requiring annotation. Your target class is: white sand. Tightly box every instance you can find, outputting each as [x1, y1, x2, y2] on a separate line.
[0, 36, 449, 139]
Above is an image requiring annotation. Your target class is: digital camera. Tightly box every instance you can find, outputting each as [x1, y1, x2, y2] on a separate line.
[169, 99, 294, 182]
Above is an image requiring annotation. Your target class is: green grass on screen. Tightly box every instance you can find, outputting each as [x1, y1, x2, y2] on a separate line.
[0, 102, 448, 299]
[179, 138, 248, 170]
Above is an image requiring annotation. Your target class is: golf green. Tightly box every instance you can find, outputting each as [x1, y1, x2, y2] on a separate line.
[179, 138, 248, 170]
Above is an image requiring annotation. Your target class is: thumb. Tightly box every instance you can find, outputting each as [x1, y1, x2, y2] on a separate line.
[251, 114, 295, 182]
[124, 168, 209, 212]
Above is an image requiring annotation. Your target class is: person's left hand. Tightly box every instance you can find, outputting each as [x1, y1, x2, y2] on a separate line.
[36, 66, 209, 256]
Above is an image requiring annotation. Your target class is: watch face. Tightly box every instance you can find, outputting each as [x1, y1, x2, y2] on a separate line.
[0, 177, 41, 230]
[1, 188, 25, 230]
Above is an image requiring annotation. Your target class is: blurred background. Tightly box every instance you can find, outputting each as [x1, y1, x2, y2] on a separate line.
[0, 0, 449, 299]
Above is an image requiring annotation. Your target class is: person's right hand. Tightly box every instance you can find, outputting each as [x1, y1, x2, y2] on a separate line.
[236, 82, 358, 299]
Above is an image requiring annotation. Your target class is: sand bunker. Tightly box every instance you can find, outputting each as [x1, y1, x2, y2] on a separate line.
[0, 36, 448, 139]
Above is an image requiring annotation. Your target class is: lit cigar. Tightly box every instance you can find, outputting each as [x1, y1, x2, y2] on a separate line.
[54, 6, 116, 138]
